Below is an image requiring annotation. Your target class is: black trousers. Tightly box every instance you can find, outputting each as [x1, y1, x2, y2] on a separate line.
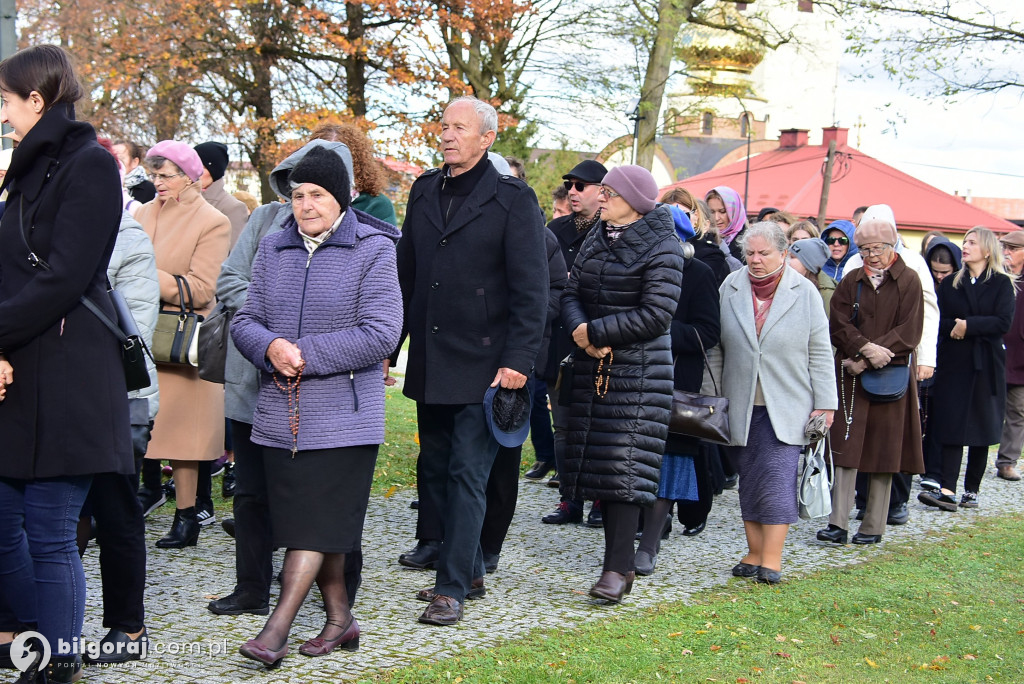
[91, 472, 147, 632]
[602, 502, 640, 574]
[85, 423, 151, 633]
[230, 420, 363, 604]
[416, 403, 498, 602]
[230, 421, 273, 601]
[940, 444, 988, 494]
[417, 440, 521, 558]
[480, 445, 521, 557]
[547, 380, 582, 512]
[528, 376, 554, 465]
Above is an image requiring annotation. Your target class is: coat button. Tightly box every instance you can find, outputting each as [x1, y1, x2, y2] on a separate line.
[431, 282, 439, 289]
[431, 325, 439, 333]
[440, 238, 448, 246]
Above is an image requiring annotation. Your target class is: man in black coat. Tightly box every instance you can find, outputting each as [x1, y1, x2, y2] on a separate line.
[540, 159, 607, 524]
[393, 96, 548, 626]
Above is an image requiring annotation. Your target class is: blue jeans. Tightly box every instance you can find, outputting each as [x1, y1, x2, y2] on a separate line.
[0, 475, 92, 646]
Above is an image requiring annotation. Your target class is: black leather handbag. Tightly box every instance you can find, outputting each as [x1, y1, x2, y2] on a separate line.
[668, 331, 731, 445]
[859, 364, 910, 402]
[197, 301, 233, 383]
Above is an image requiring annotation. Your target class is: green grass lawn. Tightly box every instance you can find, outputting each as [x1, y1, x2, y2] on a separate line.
[364, 514, 1024, 683]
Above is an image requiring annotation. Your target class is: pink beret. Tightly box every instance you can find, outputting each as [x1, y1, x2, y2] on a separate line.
[147, 140, 204, 182]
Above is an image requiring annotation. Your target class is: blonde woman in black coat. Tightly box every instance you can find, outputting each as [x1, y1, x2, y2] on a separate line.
[561, 165, 685, 604]
[920, 227, 1015, 511]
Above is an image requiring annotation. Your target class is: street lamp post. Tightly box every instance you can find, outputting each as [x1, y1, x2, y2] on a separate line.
[627, 99, 644, 166]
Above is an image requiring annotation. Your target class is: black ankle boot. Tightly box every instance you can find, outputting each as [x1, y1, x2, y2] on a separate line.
[156, 506, 200, 548]
[43, 655, 82, 683]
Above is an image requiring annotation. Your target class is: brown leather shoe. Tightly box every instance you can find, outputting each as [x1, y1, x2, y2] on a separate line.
[416, 578, 486, 602]
[997, 465, 1022, 481]
[588, 570, 635, 603]
[418, 595, 464, 626]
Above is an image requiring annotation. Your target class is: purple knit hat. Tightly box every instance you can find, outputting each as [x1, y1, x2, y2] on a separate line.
[603, 165, 658, 215]
[147, 140, 204, 182]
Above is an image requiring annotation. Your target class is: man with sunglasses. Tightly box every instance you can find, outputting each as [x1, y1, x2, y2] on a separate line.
[821, 219, 858, 282]
[539, 160, 607, 526]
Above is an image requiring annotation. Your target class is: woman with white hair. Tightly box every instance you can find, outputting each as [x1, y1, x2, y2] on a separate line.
[707, 221, 836, 584]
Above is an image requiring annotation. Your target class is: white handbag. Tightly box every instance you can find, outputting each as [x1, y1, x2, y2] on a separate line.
[798, 437, 833, 520]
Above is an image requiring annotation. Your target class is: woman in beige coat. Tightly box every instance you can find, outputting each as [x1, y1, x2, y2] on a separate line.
[136, 140, 230, 548]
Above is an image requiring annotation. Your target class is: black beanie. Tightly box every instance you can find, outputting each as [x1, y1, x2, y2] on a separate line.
[193, 142, 229, 181]
[288, 145, 351, 211]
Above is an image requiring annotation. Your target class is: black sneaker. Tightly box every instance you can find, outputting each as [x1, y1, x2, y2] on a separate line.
[210, 455, 229, 477]
[919, 477, 940, 492]
[918, 490, 958, 512]
[137, 488, 167, 517]
[221, 463, 236, 498]
[541, 501, 582, 524]
[196, 502, 216, 527]
[584, 501, 603, 528]
[959, 491, 979, 509]
[546, 473, 561, 488]
[722, 474, 738, 490]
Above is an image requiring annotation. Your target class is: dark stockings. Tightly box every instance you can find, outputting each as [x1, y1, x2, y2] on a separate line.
[637, 498, 673, 556]
[255, 550, 350, 649]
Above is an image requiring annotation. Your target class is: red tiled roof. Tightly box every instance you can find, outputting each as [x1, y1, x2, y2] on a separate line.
[661, 138, 1018, 233]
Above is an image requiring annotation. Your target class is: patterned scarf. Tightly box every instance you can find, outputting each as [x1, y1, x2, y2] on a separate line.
[574, 210, 600, 233]
[862, 251, 898, 290]
[710, 185, 747, 246]
[749, 264, 785, 337]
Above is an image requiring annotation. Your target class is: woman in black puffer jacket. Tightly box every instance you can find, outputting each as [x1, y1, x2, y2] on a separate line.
[561, 165, 685, 604]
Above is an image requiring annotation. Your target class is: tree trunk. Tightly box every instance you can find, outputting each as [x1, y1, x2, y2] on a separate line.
[345, 3, 368, 117]
[635, 0, 697, 170]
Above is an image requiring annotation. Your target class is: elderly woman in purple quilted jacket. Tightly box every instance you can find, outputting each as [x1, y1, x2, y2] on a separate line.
[230, 145, 402, 669]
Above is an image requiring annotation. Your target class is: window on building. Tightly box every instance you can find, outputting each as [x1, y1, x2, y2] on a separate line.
[739, 112, 751, 138]
[701, 112, 713, 135]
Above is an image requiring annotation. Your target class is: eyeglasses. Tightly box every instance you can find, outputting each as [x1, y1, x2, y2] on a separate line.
[823, 236, 849, 246]
[148, 172, 185, 182]
[563, 180, 598, 192]
[598, 186, 620, 199]
[861, 244, 892, 257]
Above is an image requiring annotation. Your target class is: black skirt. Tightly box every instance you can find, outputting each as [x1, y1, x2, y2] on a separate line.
[263, 444, 378, 553]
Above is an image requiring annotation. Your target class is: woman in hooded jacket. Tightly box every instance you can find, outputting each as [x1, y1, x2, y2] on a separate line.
[706, 185, 749, 263]
[561, 165, 685, 604]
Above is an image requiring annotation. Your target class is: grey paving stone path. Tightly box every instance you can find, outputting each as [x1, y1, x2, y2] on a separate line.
[78, 462, 1023, 683]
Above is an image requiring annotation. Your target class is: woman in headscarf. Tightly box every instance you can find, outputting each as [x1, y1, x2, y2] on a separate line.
[706, 185, 749, 263]
[561, 165, 685, 603]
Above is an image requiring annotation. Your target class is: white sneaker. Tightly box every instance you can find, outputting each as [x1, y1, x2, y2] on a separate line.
[196, 506, 216, 527]
[919, 477, 940, 492]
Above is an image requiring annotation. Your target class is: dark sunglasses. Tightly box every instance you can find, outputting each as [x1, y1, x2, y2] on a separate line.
[563, 180, 598, 192]
[824, 236, 849, 246]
